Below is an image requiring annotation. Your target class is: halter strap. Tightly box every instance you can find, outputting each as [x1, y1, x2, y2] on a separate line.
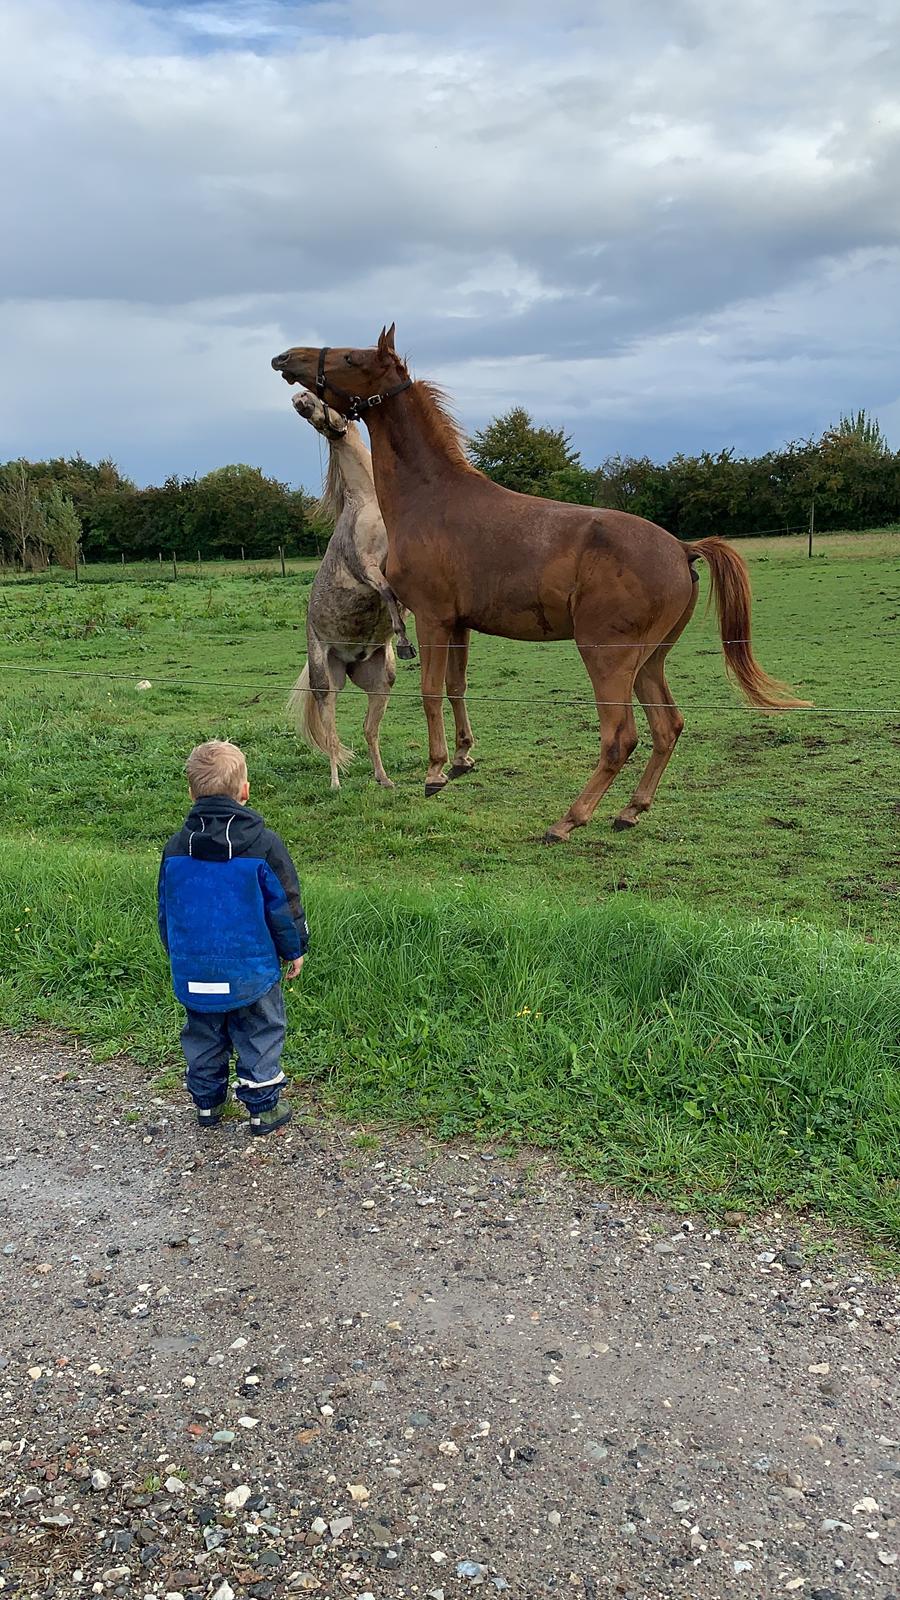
[315, 346, 412, 421]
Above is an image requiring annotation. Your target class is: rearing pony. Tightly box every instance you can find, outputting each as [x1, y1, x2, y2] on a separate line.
[288, 389, 415, 790]
[273, 328, 807, 843]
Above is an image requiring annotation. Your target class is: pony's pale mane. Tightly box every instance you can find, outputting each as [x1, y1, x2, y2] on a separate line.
[316, 444, 346, 524]
[413, 381, 476, 470]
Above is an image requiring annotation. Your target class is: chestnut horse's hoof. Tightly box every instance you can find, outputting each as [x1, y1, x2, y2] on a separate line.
[542, 828, 566, 845]
[424, 780, 447, 797]
[448, 760, 475, 780]
[397, 640, 417, 660]
[612, 814, 638, 831]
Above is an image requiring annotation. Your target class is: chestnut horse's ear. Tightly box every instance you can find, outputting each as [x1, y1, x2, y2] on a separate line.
[378, 322, 396, 355]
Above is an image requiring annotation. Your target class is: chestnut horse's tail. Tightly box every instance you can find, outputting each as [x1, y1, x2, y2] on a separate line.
[685, 538, 810, 710]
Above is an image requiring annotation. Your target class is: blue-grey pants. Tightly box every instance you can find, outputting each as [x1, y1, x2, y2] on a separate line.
[181, 982, 287, 1114]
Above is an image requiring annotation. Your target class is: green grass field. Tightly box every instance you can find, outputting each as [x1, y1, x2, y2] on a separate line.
[2, 529, 898, 1238]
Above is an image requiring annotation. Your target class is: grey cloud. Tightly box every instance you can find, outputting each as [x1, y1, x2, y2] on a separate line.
[1, 0, 899, 484]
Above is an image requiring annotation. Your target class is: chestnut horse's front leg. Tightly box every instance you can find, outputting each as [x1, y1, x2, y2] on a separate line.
[446, 623, 475, 778]
[417, 622, 451, 795]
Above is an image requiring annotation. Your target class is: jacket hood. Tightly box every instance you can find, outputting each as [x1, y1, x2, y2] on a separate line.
[181, 795, 266, 862]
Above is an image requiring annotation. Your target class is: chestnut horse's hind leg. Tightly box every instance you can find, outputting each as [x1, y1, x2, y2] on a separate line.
[446, 624, 476, 778]
[348, 645, 397, 788]
[417, 625, 451, 795]
[612, 653, 684, 830]
[613, 587, 698, 830]
[543, 646, 642, 844]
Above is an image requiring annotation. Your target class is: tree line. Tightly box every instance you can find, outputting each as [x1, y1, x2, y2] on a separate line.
[0, 456, 323, 570]
[2, 408, 896, 570]
[468, 407, 900, 538]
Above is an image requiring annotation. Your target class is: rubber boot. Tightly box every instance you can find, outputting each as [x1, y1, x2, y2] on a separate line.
[196, 1101, 226, 1130]
[249, 1104, 292, 1138]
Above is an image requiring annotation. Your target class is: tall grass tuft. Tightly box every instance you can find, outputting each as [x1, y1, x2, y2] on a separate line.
[1, 837, 898, 1238]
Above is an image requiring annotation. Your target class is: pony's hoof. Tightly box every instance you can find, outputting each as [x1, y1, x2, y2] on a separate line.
[448, 760, 475, 780]
[542, 828, 567, 846]
[376, 777, 395, 789]
[612, 814, 638, 831]
[397, 640, 417, 660]
[424, 780, 447, 798]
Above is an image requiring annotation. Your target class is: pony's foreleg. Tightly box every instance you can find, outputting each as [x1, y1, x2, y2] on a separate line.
[446, 624, 475, 778]
[417, 624, 451, 796]
[544, 647, 642, 844]
[348, 646, 396, 788]
[358, 557, 416, 659]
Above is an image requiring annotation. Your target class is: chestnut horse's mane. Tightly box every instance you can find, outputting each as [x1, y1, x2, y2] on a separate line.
[318, 377, 474, 517]
[410, 380, 477, 472]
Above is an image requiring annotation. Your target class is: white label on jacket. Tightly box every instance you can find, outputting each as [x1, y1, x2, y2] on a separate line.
[187, 981, 231, 995]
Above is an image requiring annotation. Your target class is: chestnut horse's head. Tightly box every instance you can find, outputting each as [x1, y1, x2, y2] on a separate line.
[272, 324, 409, 418]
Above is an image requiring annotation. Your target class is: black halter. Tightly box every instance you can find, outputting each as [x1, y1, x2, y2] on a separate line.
[315, 346, 412, 422]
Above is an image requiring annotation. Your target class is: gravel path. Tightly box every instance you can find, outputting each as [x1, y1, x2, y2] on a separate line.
[1, 1034, 898, 1600]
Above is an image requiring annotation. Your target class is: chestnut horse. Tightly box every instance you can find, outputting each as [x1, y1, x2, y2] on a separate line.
[273, 328, 807, 843]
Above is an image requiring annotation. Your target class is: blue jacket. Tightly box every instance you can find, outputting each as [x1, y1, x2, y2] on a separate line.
[157, 795, 309, 1012]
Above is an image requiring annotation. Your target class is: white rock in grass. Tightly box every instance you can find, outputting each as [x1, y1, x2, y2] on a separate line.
[136, 680, 152, 691]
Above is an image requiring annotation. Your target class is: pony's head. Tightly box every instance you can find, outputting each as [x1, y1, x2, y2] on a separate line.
[272, 325, 408, 417]
[291, 389, 349, 442]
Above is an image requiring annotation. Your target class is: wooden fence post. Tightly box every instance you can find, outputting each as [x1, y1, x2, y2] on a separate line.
[172, 551, 178, 580]
[808, 498, 815, 559]
[279, 545, 286, 578]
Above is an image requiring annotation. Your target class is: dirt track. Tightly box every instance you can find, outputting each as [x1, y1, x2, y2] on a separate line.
[1, 1034, 898, 1600]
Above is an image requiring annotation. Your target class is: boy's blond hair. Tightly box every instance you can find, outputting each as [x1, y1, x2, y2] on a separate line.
[186, 740, 248, 800]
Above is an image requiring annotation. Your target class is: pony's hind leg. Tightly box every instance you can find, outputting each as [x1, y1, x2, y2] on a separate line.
[446, 624, 475, 777]
[310, 640, 349, 789]
[613, 587, 697, 830]
[543, 646, 642, 844]
[348, 646, 396, 788]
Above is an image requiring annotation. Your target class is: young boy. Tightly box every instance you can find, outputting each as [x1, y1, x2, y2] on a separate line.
[157, 740, 308, 1136]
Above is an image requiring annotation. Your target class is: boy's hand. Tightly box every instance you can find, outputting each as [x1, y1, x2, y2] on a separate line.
[284, 956, 304, 980]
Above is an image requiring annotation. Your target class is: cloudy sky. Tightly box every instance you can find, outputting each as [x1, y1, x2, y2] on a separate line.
[1, 0, 899, 491]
